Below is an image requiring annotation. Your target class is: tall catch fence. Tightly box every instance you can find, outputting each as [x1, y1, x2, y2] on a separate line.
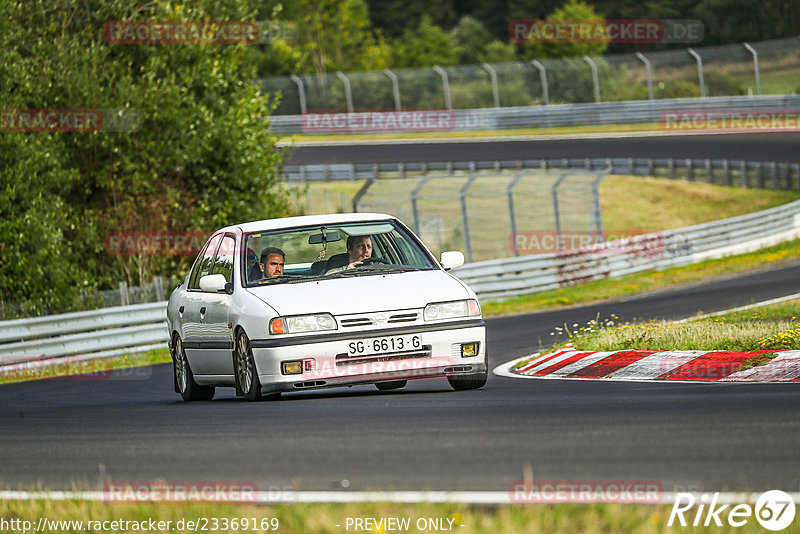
[262, 37, 800, 116]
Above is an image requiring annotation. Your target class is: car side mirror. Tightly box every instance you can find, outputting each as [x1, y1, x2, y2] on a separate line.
[440, 251, 465, 271]
[199, 274, 229, 293]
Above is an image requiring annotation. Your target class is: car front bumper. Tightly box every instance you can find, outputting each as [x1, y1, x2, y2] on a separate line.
[249, 319, 486, 393]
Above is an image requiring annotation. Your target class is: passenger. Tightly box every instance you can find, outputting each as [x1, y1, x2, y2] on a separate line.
[259, 247, 285, 278]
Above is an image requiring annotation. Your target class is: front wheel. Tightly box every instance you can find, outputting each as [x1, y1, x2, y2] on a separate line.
[235, 330, 268, 401]
[447, 351, 488, 391]
[174, 336, 215, 401]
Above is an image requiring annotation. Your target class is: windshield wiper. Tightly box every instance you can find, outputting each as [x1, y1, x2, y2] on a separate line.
[251, 274, 320, 285]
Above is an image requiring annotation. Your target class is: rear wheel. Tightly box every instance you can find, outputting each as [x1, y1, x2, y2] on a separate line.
[174, 336, 215, 401]
[375, 380, 407, 391]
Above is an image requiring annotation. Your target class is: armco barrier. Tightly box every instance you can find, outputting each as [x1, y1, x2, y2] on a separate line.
[271, 95, 800, 134]
[453, 198, 800, 300]
[0, 302, 168, 366]
[284, 157, 800, 191]
[2, 199, 799, 364]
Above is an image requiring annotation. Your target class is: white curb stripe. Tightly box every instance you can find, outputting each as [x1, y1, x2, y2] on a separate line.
[606, 351, 705, 379]
[722, 351, 800, 382]
[548, 351, 616, 377]
[520, 350, 580, 375]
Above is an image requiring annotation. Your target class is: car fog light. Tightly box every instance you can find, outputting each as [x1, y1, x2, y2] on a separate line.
[282, 361, 302, 375]
[461, 342, 479, 358]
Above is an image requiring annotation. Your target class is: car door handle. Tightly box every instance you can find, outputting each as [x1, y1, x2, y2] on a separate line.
[200, 306, 206, 314]
[179, 306, 184, 313]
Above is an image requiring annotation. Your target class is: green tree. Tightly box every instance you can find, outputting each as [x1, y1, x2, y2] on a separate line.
[0, 0, 291, 316]
[520, 0, 609, 59]
[392, 14, 459, 68]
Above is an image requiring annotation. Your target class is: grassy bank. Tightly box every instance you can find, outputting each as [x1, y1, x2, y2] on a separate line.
[551, 297, 800, 355]
[1, 499, 797, 534]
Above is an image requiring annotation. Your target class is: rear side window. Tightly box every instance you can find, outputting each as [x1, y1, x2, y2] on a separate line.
[188, 234, 221, 290]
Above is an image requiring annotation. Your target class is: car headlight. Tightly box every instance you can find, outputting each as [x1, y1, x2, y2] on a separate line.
[423, 299, 481, 321]
[270, 313, 337, 335]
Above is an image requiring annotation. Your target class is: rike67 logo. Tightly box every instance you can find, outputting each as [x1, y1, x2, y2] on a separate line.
[668, 490, 796, 530]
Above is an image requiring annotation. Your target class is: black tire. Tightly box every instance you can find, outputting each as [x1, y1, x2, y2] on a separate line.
[375, 380, 407, 391]
[235, 330, 265, 401]
[174, 336, 215, 401]
[447, 351, 488, 391]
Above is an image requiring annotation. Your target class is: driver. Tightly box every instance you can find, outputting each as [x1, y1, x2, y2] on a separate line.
[326, 235, 373, 273]
[344, 235, 372, 270]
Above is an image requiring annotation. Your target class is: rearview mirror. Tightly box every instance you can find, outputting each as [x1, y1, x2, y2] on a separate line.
[440, 251, 465, 270]
[199, 274, 231, 293]
[309, 230, 341, 244]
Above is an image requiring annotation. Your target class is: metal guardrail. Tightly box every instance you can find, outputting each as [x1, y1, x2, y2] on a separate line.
[2, 196, 799, 364]
[0, 302, 168, 366]
[284, 157, 800, 191]
[452, 198, 800, 300]
[271, 95, 800, 134]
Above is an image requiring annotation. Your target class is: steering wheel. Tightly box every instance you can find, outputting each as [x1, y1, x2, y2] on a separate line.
[360, 257, 389, 266]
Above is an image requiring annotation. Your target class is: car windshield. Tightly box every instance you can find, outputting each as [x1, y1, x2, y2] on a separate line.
[243, 220, 438, 286]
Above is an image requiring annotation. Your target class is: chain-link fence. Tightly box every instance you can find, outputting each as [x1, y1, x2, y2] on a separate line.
[352, 168, 607, 263]
[262, 37, 800, 116]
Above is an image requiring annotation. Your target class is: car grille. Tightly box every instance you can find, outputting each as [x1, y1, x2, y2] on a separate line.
[338, 310, 420, 329]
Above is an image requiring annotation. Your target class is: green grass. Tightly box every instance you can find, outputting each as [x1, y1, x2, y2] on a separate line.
[2, 499, 798, 534]
[279, 122, 666, 144]
[0, 348, 171, 385]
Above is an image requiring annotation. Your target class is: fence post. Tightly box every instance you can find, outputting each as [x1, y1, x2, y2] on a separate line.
[741, 160, 748, 188]
[482, 63, 500, 108]
[687, 48, 707, 97]
[686, 158, 694, 181]
[668, 158, 675, 180]
[635, 52, 654, 100]
[591, 171, 609, 243]
[119, 281, 129, 307]
[771, 161, 778, 189]
[583, 56, 601, 103]
[351, 178, 375, 213]
[432, 66, 452, 110]
[507, 172, 525, 256]
[290, 74, 307, 114]
[705, 159, 712, 184]
[552, 172, 570, 250]
[460, 164, 479, 262]
[383, 69, 402, 111]
[154, 276, 164, 302]
[335, 71, 354, 112]
[723, 159, 731, 186]
[530, 60, 549, 105]
[742, 43, 761, 95]
[410, 175, 432, 233]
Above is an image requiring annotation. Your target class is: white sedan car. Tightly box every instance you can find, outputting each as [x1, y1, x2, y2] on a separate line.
[166, 213, 487, 401]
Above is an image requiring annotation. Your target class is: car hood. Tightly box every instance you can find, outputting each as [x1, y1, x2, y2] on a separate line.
[245, 270, 470, 316]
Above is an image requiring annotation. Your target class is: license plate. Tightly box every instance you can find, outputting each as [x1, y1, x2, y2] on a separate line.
[347, 334, 422, 357]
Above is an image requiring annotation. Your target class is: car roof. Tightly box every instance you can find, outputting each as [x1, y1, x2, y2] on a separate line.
[220, 213, 399, 234]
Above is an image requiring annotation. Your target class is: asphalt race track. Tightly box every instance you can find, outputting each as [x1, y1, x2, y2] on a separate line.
[287, 132, 800, 165]
[1, 262, 799, 493]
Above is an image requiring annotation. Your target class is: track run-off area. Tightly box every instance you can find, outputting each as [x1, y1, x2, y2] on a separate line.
[1, 133, 799, 498]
